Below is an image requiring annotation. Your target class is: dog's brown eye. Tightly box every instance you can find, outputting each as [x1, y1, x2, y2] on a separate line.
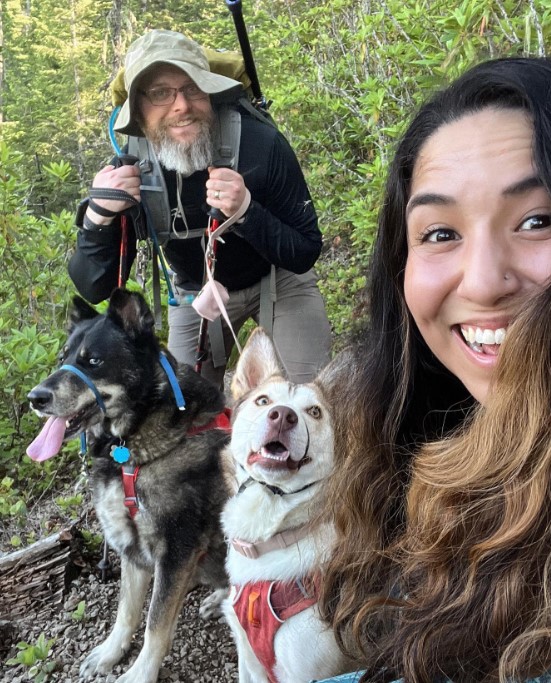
[307, 405, 322, 419]
[255, 395, 270, 406]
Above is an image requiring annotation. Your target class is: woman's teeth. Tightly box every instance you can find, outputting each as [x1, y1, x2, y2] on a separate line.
[460, 326, 507, 351]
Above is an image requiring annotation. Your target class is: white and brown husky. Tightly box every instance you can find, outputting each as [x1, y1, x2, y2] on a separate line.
[220, 328, 351, 683]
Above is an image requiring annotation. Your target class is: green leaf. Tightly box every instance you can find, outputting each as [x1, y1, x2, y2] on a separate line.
[71, 600, 86, 621]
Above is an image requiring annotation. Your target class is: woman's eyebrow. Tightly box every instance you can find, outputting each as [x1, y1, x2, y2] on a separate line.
[406, 177, 544, 219]
[406, 193, 454, 219]
[502, 175, 543, 196]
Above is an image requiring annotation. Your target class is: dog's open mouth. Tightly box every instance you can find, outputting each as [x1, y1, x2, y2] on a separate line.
[27, 405, 98, 462]
[247, 441, 309, 471]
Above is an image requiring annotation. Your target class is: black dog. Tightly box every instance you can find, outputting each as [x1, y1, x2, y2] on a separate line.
[27, 289, 230, 683]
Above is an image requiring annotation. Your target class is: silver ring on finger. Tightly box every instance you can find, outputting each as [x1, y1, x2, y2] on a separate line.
[214, 190, 221, 200]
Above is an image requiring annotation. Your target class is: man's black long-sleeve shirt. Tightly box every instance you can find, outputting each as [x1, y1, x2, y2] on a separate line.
[69, 115, 321, 303]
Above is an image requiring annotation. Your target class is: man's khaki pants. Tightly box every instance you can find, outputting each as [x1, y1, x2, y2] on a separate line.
[168, 268, 331, 388]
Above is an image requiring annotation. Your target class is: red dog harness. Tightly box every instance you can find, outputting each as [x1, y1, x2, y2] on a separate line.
[121, 409, 232, 519]
[231, 575, 318, 682]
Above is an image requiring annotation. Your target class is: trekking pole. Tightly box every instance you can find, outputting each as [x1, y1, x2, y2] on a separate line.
[194, 210, 221, 374]
[195, 4, 258, 373]
[225, 0, 268, 111]
[115, 156, 140, 288]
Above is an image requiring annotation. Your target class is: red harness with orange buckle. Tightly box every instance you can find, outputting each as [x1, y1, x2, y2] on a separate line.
[231, 575, 319, 682]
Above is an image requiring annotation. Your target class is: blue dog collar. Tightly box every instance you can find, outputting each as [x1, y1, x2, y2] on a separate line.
[60, 364, 107, 413]
[60, 353, 185, 421]
[159, 353, 186, 411]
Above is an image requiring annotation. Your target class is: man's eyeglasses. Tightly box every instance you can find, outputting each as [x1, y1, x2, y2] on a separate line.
[139, 84, 209, 106]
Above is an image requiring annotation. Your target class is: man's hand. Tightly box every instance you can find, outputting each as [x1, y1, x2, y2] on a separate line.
[86, 165, 142, 225]
[206, 167, 250, 218]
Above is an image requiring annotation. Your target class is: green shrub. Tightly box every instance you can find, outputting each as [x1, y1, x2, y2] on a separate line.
[6, 633, 57, 682]
[0, 142, 77, 494]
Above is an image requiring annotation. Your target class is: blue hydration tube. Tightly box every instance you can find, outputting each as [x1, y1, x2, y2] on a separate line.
[108, 106, 178, 307]
[109, 106, 123, 155]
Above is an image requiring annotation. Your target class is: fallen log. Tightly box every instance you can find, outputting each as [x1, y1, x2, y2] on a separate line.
[0, 528, 79, 619]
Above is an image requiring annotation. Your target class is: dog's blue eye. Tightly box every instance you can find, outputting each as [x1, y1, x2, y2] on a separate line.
[307, 405, 322, 419]
[255, 395, 270, 406]
[88, 357, 103, 367]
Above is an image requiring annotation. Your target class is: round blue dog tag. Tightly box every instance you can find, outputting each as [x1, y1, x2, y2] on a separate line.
[111, 445, 131, 463]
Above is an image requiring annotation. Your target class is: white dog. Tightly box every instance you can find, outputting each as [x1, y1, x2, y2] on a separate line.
[221, 328, 350, 683]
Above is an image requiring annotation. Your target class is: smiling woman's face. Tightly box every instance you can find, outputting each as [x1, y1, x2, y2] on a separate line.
[404, 107, 551, 404]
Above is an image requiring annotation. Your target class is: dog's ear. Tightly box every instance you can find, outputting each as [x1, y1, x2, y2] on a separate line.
[231, 327, 284, 399]
[69, 296, 99, 331]
[107, 288, 155, 339]
[313, 349, 353, 403]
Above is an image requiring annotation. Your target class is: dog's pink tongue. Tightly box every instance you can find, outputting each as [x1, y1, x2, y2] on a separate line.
[27, 416, 67, 462]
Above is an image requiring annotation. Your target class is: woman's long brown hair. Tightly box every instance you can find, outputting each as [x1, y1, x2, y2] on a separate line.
[361, 284, 551, 682]
[320, 59, 551, 680]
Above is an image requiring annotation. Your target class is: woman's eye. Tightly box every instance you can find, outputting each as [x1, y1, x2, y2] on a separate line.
[518, 214, 551, 231]
[421, 227, 459, 243]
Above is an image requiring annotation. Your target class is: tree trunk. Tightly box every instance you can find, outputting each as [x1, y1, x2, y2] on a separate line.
[70, 0, 86, 185]
[0, 0, 4, 124]
[108, 0, 125, 79]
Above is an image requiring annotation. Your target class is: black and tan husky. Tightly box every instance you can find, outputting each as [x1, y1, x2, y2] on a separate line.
[27, 289, 230, 683]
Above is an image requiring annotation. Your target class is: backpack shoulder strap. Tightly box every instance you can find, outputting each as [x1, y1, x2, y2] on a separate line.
[128, 136, 173, 246]
[128, 102, 245, 245]
[211, 102, 242, 170]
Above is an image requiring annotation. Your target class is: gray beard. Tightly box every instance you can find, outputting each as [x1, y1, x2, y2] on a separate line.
[148, 121, 214, 176]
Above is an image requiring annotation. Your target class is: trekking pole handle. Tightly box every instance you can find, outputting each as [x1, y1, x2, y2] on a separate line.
[209, 207, 226, 222]
[115, 154, 140, 167]
[225, 0, 264, 103]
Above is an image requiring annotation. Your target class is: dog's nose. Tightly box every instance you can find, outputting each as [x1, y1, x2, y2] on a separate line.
[268, 406, 298, 432]
[27, 388, 53, 410]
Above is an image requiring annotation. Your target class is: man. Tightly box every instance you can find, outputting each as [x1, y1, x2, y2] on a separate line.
[69, 29, 331, 387]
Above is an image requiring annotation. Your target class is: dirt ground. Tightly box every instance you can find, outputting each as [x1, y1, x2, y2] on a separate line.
[0, 484, 238, 683]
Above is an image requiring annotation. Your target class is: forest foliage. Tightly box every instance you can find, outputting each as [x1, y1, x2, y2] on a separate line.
[0, 0, 549, 527]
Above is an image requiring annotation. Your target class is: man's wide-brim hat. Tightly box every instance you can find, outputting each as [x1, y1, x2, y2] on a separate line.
[114, 29, 243, 137]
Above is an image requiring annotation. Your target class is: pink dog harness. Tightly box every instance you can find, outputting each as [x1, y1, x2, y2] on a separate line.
[231, 576, 318, 682]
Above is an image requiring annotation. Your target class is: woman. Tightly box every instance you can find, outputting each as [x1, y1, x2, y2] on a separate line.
[318, 57, 551, 682]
